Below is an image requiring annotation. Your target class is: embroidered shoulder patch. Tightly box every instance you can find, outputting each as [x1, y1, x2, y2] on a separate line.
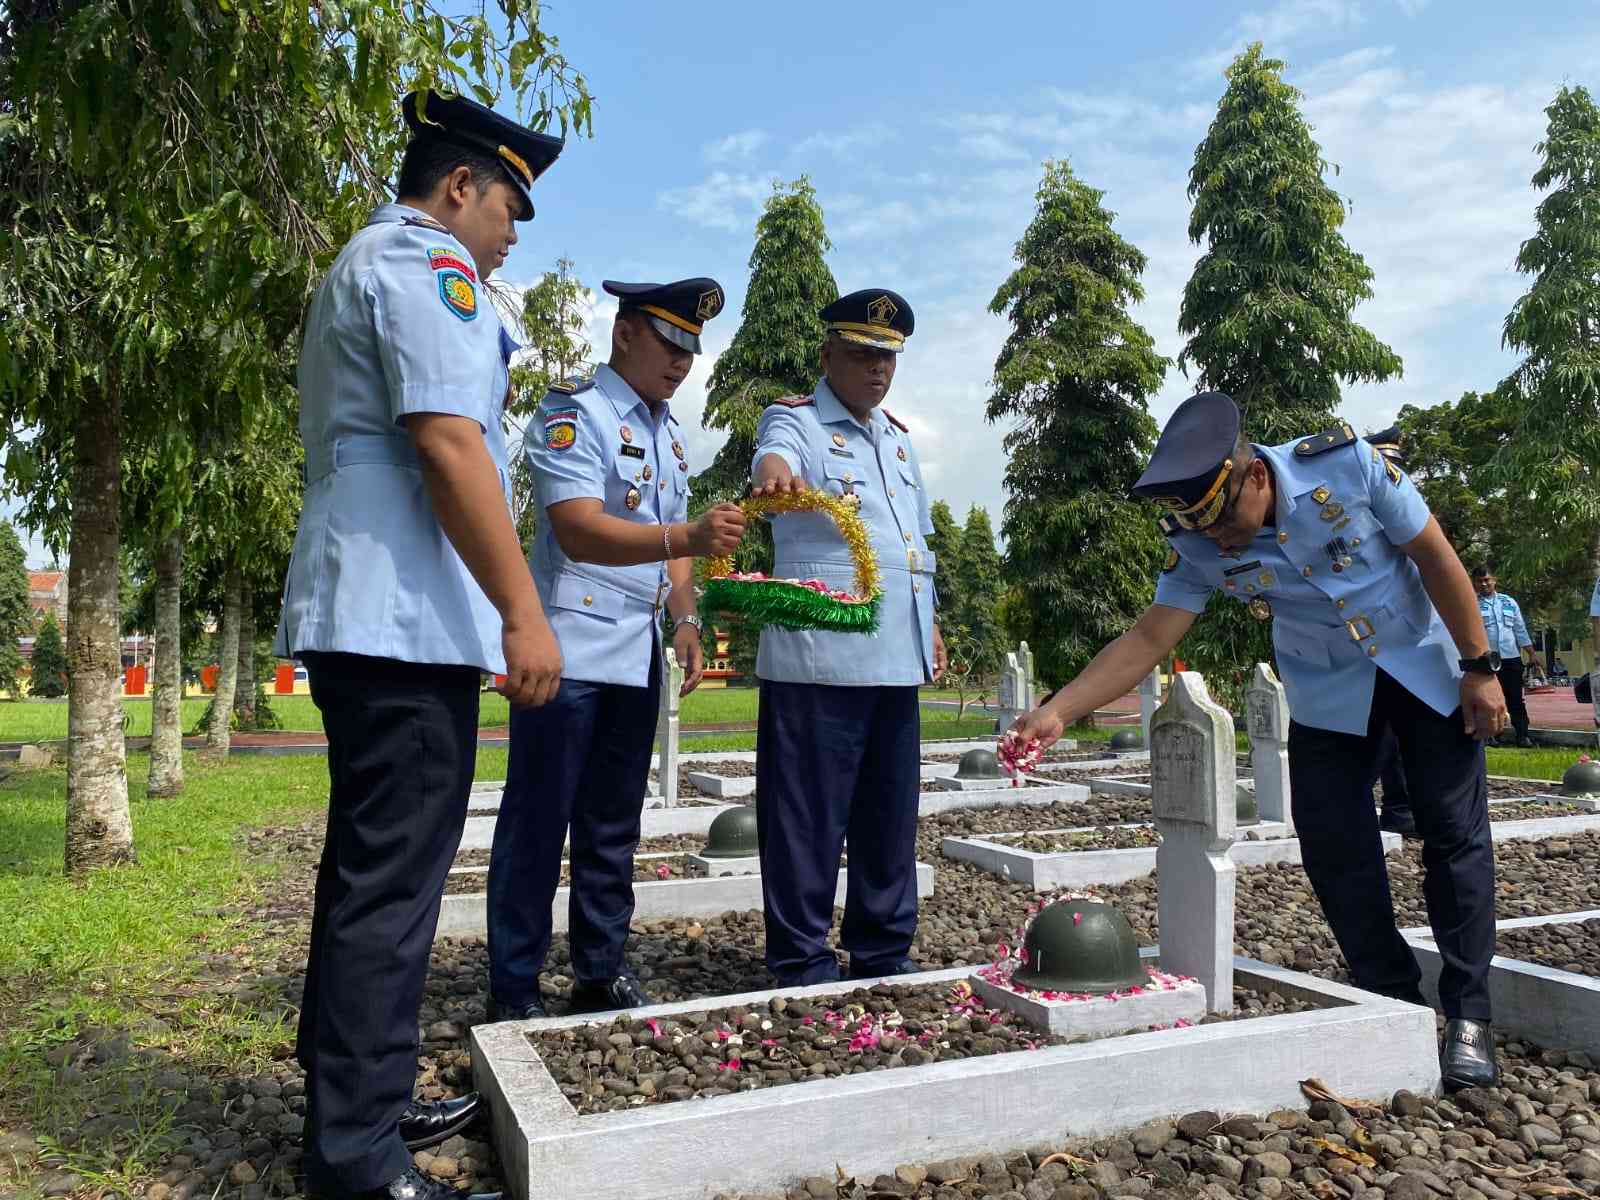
[544, 407, 579, 452]
[882, 408, 909, 432]
[1163, 547, 1180, 574]
[1293, 423, 1357, 457]
[428, 247, 477, 282]
[548, 376, 595, 396]
[437, 269, 477, 322]
[769, 394, 814, 408]
[1384, 458, 1404, 487]
[402, 214, 451, 234]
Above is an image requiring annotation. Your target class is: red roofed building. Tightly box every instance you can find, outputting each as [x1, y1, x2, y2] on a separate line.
[28, 570, 67, 631]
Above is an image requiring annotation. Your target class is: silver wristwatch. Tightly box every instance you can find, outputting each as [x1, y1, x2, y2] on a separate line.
[677, 614, 704, 633]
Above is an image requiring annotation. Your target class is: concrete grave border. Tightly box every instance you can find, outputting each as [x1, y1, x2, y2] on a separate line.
[472, 956, 1439, 1200]
[1404, 910, 1600, 1059]
[941, 823, 1385, 891]
[436, 861, 936, 942]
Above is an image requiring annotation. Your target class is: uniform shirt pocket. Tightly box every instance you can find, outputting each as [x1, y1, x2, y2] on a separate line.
[552, 575, 626, 623]
[1273, 625, 1332, 667]
[823, 462, 866, 497]
[609, 456, 648, 515]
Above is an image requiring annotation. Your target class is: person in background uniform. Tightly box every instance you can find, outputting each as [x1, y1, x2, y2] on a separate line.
[274, 91, 565, 1200]
[748, 288, 946, 985]
[486, 280, 745, 1018]
[1010, 391, 1506, 1091]
[1590, 579, 1600, 727]
[1472, 566, 1536, 748]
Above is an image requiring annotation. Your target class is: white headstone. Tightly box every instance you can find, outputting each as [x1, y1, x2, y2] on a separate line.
[1245, 662, 1293, 831]
[1017, 641, 1037, 710]
[656, 648, 684, 808]
[1151, 671, 1237, 1011]
[1138, 668, 1162, 749]
[995, 651, 1025, 734]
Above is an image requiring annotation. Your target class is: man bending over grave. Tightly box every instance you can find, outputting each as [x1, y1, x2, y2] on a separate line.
[1009, 391, 1506, 1090]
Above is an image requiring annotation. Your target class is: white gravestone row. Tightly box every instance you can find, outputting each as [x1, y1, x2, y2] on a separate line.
[1138, 668, 1162, 749]
[1017, 641, 1037, 709]
[1245, 663, 1293, 832]
[995, 646, 1035, 735]
[654, 648, 685, 808]
[1151, 671, 1237, 1011]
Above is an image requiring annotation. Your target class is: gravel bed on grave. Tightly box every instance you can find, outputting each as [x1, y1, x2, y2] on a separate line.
[443, 853, 757, 894]
[452, 834, 711, 871]
[715, 1065, 1600, 1200]
[924, 749, 1124, 765]
[918, 797, 1154, 856]
[1491, 799, 1592, 820]
[533, 980, 1317, 1116]
[1497, 918, 1600, 977]
[81, 813, 1600, 1200]
[999, 825, 1162, 852]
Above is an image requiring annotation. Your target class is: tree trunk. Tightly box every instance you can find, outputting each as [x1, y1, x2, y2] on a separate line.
[64, 384, 134, 874]
[233, 597, 256, 729]
[206, 564, 241, 755]
[147, 527, 184, 797]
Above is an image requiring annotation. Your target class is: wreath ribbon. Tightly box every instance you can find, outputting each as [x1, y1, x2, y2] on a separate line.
[699, 489, 883, 633]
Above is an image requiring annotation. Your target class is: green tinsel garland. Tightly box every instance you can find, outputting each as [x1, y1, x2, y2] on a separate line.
[700, 577, 882, 634]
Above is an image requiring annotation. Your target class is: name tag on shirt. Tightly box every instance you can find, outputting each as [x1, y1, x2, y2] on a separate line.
[1223, 560, 1264, 577]
[828, 447, 856, 458]
[620, 445, 645, 459]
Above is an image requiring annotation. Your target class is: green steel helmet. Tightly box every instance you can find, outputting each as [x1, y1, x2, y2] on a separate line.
[955, 748, 1002, 780]
[700, 806, 760, 858]
[1236, 782, 1259, 826]
[1562, 760, 1600, 797]
[1011, 899, 1148, 995]
[1109, 728, 1144, 751]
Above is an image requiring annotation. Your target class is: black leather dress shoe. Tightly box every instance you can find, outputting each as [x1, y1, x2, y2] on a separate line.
[484, 990, 548, 1023]
[399, 1093, 482, 1151]
[567, 974, 649, 1013]
[1517, 736, 1536, 748]
[1378, 809, 1418, 837]
[311, 1165, 500, 1200]
[847, 957, 919, 980]
[1441, 1018, 1500, 1090]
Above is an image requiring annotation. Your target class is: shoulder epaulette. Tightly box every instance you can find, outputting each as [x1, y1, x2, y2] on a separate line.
[1157, 514, 1180, 537]
[768, 394, 814, 409]
[548, 375, 595, 396]
[400, 214, 452, 234]
[882, 408, 909, 432]
[1293, 423, 1357, 458]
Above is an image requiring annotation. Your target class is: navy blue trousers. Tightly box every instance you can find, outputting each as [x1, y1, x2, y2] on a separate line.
[1289, 669, 1495, 1019]
[756, 680, 921, 984]
[297, 652, 479, 1195]
[1372, 726, 1412, 816]
[487, 648, 659, 1003]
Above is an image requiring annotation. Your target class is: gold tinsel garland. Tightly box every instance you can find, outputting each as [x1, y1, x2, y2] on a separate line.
[705, 489, 882, 603]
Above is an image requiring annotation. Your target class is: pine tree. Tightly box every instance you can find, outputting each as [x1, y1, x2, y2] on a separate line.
[954, 507, 1005, 677]
[693, 178, 838, 676]
[1488, 85, 1600, 589]
[987, 160, 1169, 689]
[1176, 44, 1401, 708]
[0, 522, 27, 698]
[30, 611, 67, 699]
[1179, 43, 1402, 443]
[927, 499, 965, 631]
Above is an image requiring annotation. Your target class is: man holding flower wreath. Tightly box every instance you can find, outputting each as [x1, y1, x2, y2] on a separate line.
[748, 288, 946, 986]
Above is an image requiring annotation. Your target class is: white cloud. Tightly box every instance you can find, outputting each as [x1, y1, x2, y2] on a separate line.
[656, 171, 779, 232]
[793, 123, 895, 160]
[703, 129, 769, 164]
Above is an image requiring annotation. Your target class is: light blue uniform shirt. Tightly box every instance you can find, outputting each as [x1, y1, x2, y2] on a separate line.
[1590, 578, 1600, 619]
[1477, 592, 1531, 659]
[752, 380, 937, 686]
[525, 364, 688, 687]
[275, 203, 512, 673]
[1156, 433, 1460, 736]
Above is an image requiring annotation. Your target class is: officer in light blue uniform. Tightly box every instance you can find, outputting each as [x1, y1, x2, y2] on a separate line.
[1009, 392, 1509, 1091]
[749, 288, 944, 985]
[275, 91, 565, 1200]
[1472, 566, 1536, 747]
[487, 278, 745, 1018]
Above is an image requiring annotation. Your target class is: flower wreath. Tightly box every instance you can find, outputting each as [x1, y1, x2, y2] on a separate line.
[699, 489, 883, 634]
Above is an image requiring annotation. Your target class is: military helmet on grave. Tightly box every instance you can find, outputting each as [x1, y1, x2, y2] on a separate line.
[955, 748, 1003, 780]
[700, 806, 760, 858]
[1562, 759, 1600, 798]
[1109, 728, 1143, 751]
[1011, 898, 1148, 995]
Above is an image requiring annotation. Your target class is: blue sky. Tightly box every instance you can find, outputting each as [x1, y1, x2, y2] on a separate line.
[10, 0, 1600, 566]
